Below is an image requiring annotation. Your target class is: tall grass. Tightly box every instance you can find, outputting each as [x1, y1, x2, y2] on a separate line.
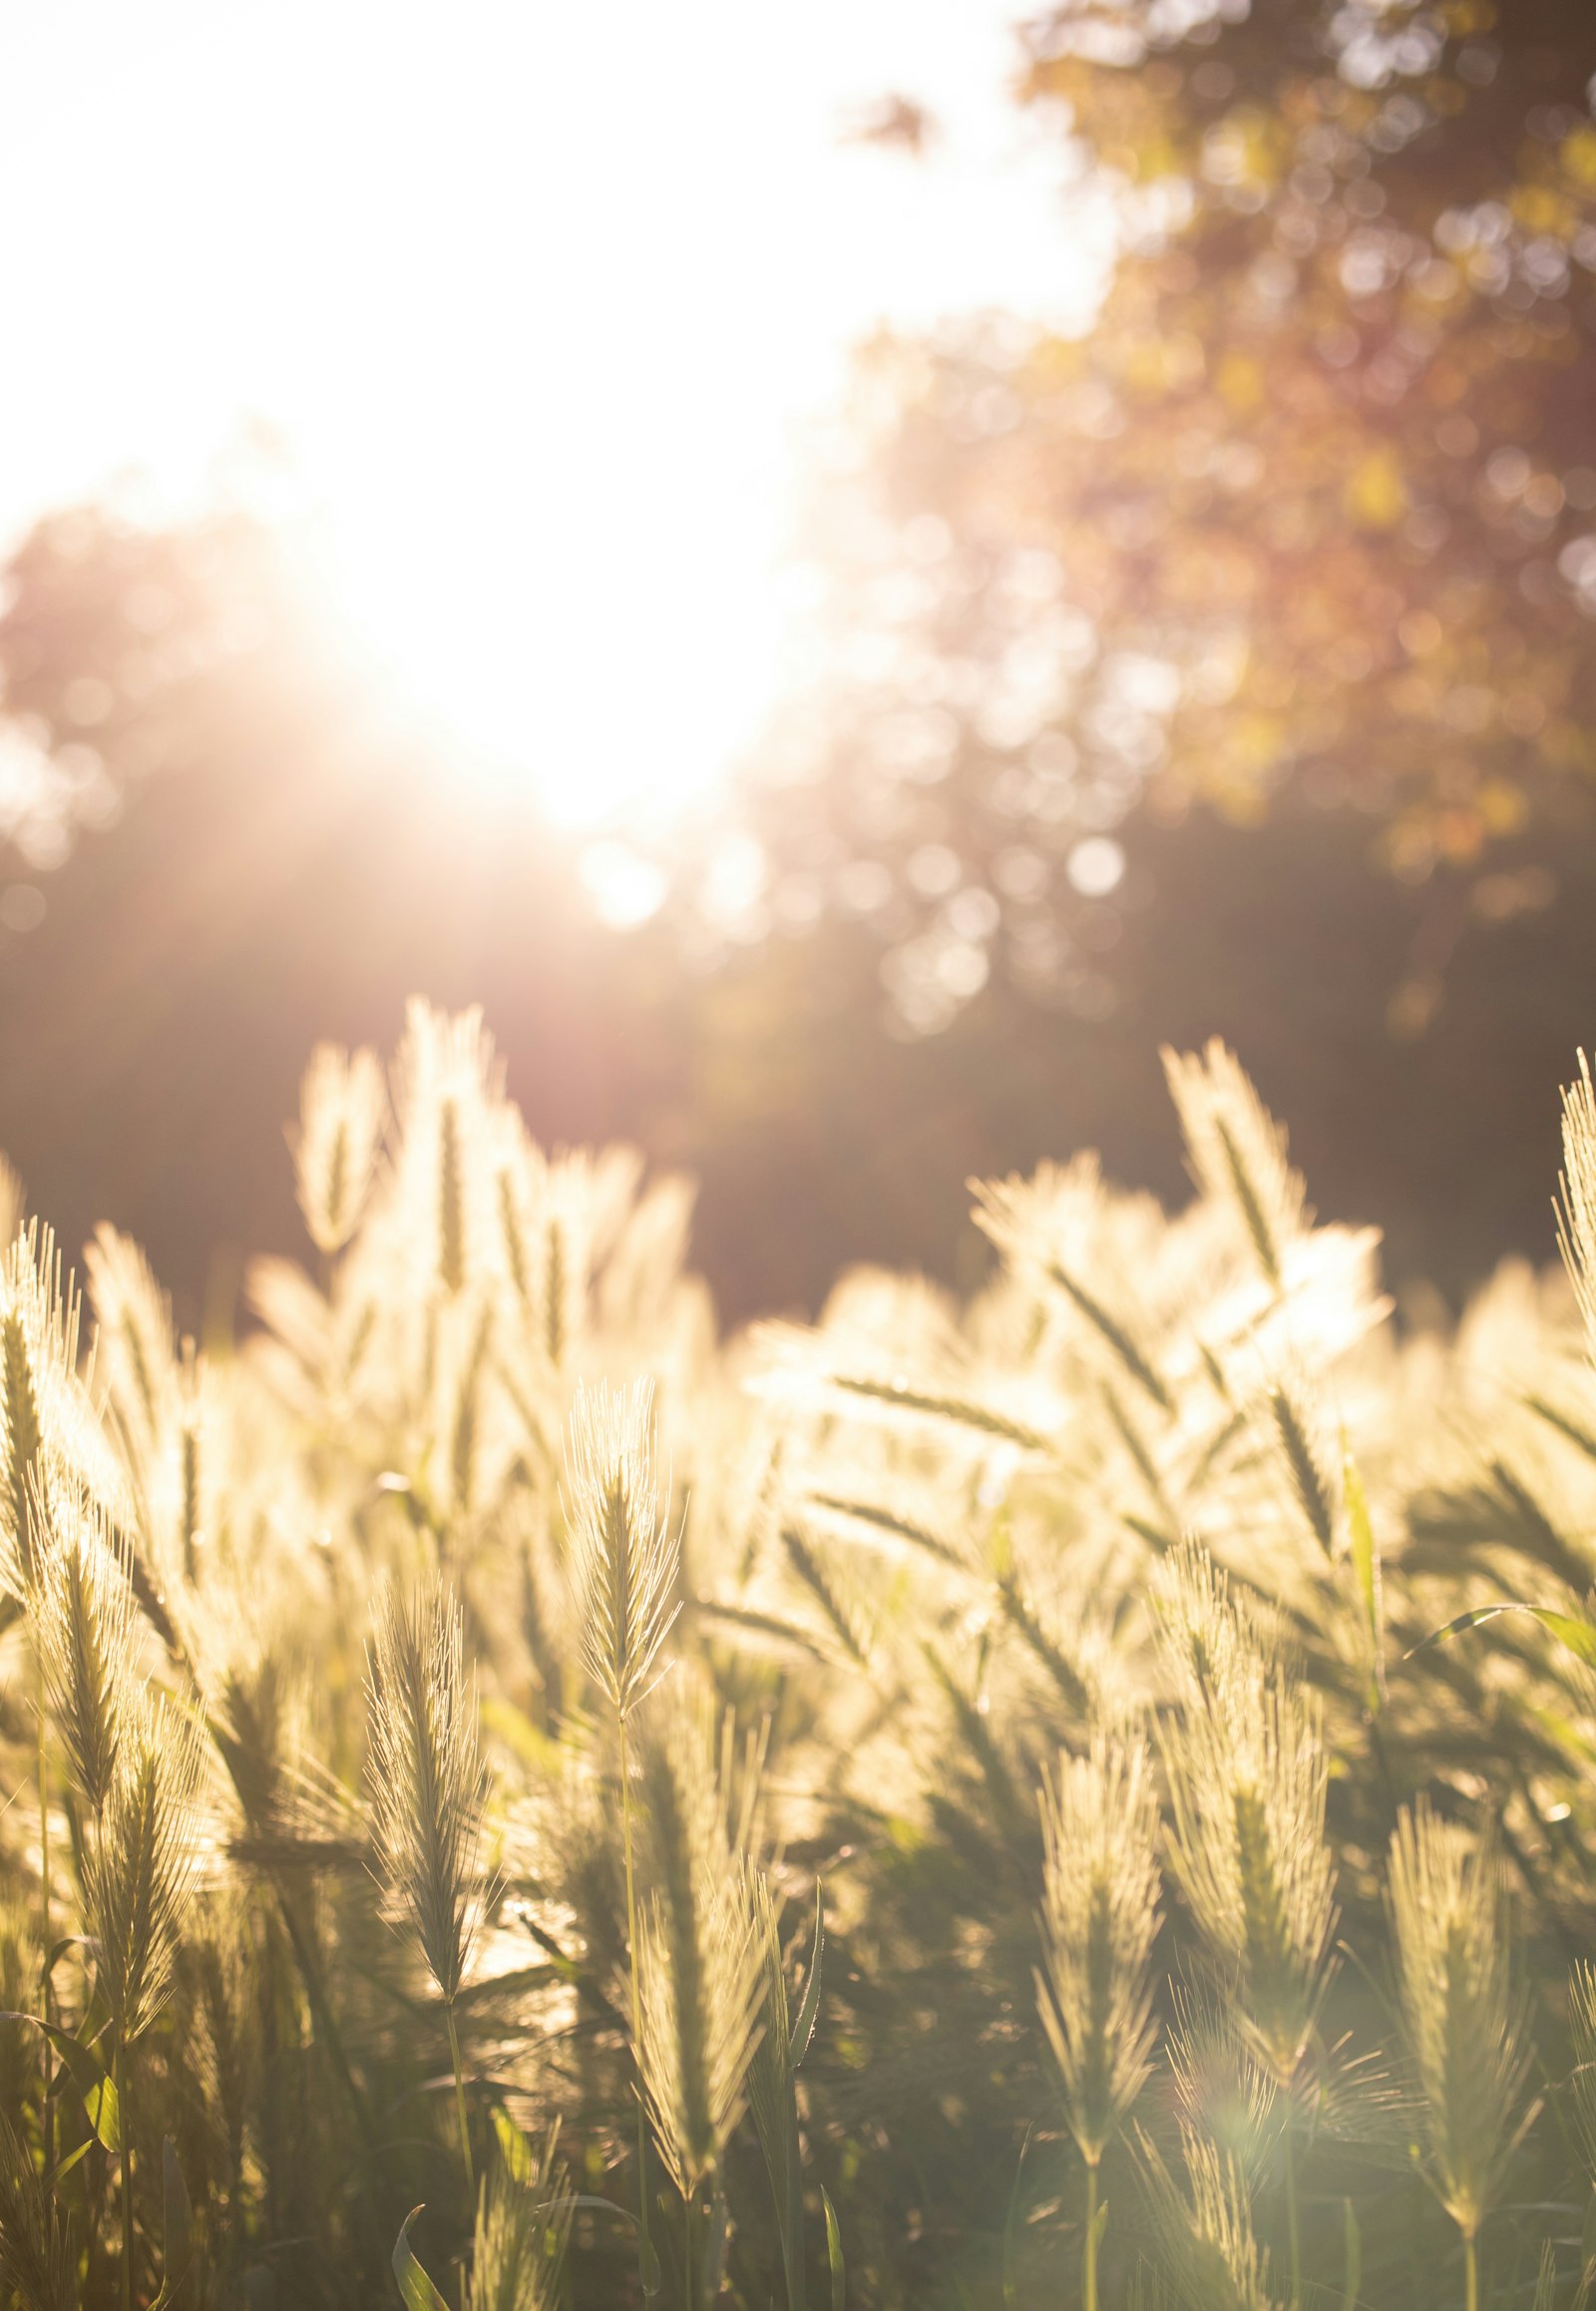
[6, 1000, 1596, 2306]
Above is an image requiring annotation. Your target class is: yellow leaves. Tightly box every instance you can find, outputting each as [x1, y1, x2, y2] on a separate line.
[1345, 448, 1406, 532]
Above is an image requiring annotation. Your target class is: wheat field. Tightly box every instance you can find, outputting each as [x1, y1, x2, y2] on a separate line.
[4, 1002, 1596, 2309]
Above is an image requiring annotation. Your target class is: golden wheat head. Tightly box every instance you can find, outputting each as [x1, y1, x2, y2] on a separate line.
[567, 1378, 680, 1723]
[1035, 1728, 1162, 2165]
[1387, 1801, 1532, 2244]
[366, 1578, 491, 2003]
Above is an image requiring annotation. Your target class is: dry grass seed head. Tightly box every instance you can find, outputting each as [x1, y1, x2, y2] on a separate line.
[469, 2118, 573, 2311]
[567, 1379, 680, 1723]
[1156, 1550, 1336, 2086]
[1387, 1802, 1532, 2242]
[85, 1695, 204, 2045]
[292, 1041, 388, 1256]
[634, 1682, 764, 2198]
[1166, 1980, 1282, 2179]
[0, 1225, 89, 1595]
[389, 1000, 506, 1301]
[367, 1579, 491, 2003]
[1162, 1040, 1306, 1292]
[36, 1484, 137, 1817]
[1035, 1728, 1162, 2164]
[84, 1224, 177, 1477]
[1139, 2124, 1283, 2311]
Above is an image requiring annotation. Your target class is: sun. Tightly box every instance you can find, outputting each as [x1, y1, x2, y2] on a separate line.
[3, 0, 1096, 845]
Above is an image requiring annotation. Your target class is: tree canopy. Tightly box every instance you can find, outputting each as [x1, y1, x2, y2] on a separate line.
[739, 0, 1596, 1032]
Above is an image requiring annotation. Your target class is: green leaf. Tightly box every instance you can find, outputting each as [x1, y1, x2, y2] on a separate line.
[1000, 2125, 1033, 2311]
[1405, 1601, 1596, 1671]
[391, 2208, 451, 2311]
[0, 2012, 120, 2150]
[1341, 2198, 1361, 2311]
[792, 1882, 825, 2069]
[821, 2184, 846, 2311]
[492, 2104, 534, 2185]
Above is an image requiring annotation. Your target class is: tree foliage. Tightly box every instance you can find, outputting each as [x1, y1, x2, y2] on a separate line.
[744, 0, 1596, 1030]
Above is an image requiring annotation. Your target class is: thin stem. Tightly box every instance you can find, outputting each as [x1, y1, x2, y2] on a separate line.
[35, 1641, 55, 2173]
[1283, 2121, 1302, 2311]
[117, 2038, 133, 2311]
[684, 2185, 696, 2311]
[1464, 2232, 1478, 2311]
[445, 1995, 474, 2195]
[620, 1716, 654, 2296]
[1083, 2161, 1099, 2311]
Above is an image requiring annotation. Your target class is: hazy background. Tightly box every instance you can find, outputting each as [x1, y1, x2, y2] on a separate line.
[3, 0, 1595, 1330]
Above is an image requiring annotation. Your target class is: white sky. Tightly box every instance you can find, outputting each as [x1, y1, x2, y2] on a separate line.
[0, 0, 1108, 825]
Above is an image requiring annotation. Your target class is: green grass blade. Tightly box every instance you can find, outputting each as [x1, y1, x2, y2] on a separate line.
[391, 2209, 451, 2311]
[821, 2184, 846, 2311]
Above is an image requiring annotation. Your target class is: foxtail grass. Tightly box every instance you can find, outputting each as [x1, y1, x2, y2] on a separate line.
[1163, 1038, 1305, 1291]
[1035, 1730, 1161, 2311]
[468, 2117, 573, 2311]
[1157, 1545, 1335, 2305]
[1387, 1804, 1533, 2309]
[634, 1684, 765, 2305]
[567, 1379, 682, 2296]
[291, 1040, 387, 1257]
[367, 1578, 491, 2188]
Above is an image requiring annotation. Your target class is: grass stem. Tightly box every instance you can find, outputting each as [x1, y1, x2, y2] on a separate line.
[36, 1643, 55, 2174]
[446, 1994, 474, 2195]
[620, 1716, 655, 2298]
[1465, 2233, 1478, 2311]
[117, 2037, 134, 2311]
[1284, 2119, 1302, 2311]
[1084, 2160, 1099, 2311]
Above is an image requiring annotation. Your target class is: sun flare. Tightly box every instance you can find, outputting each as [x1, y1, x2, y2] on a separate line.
[2, 0, 1090, 840]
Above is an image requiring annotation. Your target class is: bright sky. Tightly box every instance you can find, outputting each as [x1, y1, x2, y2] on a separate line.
[1, 0, 1109, 830]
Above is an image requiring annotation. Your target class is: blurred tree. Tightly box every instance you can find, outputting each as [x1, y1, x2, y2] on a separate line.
[738, 0, 1596, 1036]
[8, 0, 1596, 1327]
